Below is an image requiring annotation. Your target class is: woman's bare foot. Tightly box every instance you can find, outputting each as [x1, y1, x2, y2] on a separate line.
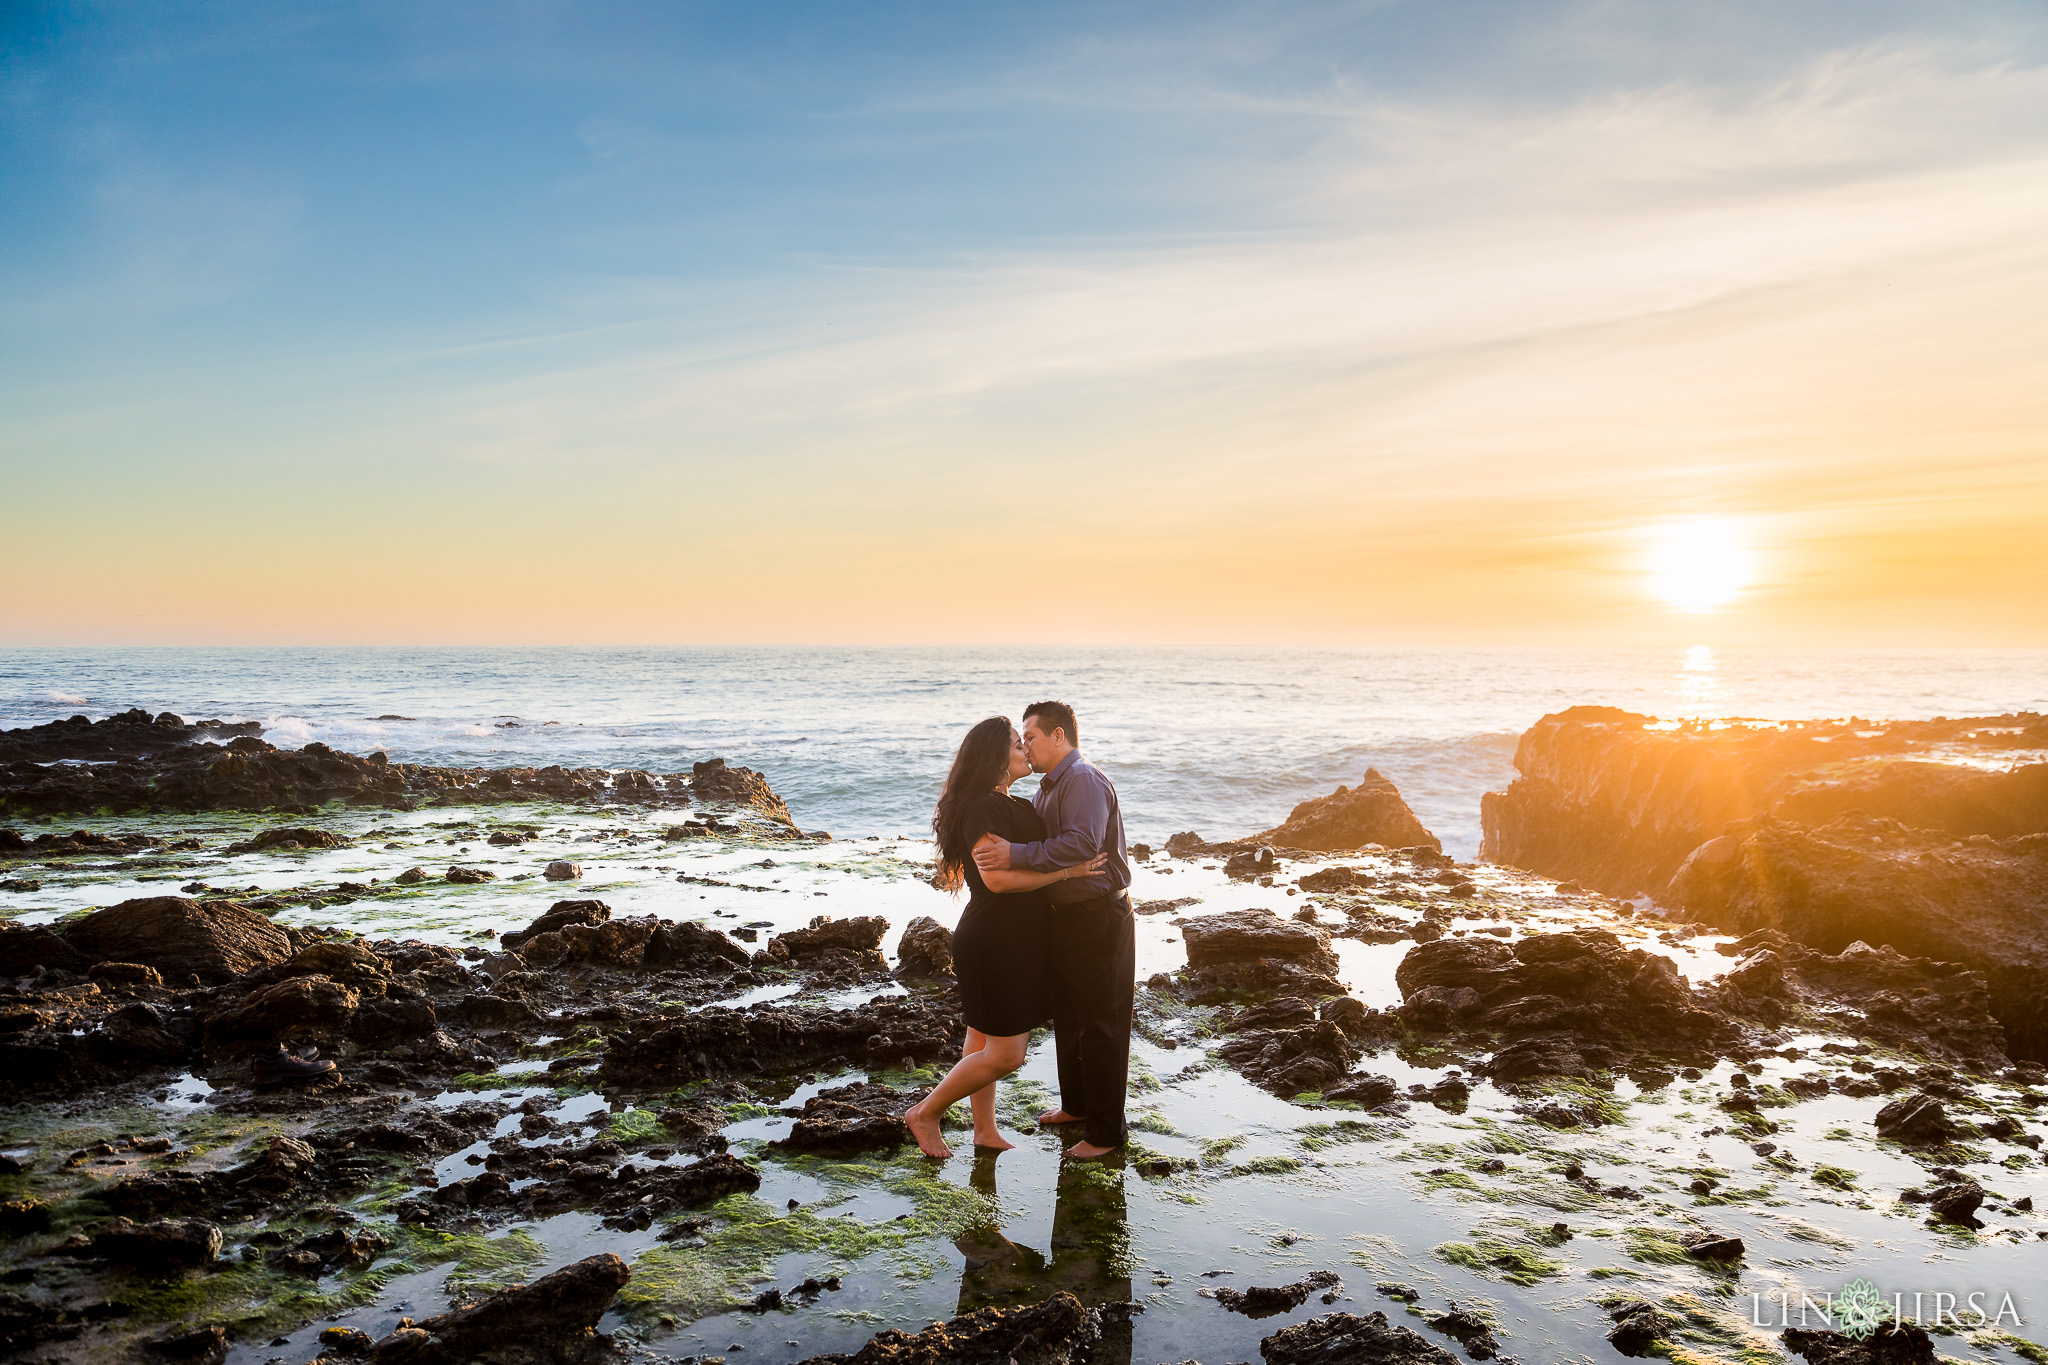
[1036, 1108, 1085, 1126]
[1064, 1139, 1118, 1160]
[971, 1130, 1016, 1152]
[903, 1106, 953, 1160]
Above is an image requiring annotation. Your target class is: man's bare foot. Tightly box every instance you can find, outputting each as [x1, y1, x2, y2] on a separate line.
[1065, 1139, 1118, 1160]
[1037, 1108, 1085, 1126]
[971, 1130, 1016, 1152]
[903, 1106, 953, 1160]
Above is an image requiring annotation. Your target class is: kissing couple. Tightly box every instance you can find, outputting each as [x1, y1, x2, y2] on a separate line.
[903, 700, 1134, 1162]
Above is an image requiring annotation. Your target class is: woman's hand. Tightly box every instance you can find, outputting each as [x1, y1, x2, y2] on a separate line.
[1062, 851, 1110, 881]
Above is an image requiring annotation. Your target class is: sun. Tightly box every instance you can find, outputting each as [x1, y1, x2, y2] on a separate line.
[1645, 518, 1752, 612]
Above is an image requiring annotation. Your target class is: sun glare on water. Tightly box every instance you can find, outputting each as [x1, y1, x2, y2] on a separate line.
[1646, 518, 1753, 613]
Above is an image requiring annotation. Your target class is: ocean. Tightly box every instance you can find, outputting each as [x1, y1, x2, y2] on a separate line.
[3, 645, 2044, 858]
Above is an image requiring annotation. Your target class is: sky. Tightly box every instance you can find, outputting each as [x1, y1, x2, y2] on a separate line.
[3, 1, 2045, 647]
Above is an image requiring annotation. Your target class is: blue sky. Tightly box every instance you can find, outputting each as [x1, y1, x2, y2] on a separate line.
[4, 2, 2046, 644]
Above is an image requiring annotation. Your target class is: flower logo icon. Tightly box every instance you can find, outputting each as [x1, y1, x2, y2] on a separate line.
[1835, 1278, 1887, 1340]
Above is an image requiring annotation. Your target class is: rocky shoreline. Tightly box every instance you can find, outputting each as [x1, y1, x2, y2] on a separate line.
[2, 707, 2045, 1365]
[1477, 707, 2048, 1059]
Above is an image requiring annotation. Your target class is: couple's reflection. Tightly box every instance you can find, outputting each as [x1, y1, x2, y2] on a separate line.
[955, 1152, 1133, 1365]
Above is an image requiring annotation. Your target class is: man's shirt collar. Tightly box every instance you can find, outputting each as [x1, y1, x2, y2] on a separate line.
[1041, 749, 1081, 787]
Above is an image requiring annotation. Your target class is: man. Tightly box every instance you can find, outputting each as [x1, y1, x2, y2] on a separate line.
[973, 700, 1132, 1158]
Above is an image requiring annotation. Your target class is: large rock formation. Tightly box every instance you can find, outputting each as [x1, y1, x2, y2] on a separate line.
[27, 897, 291, 984]
[1673, 815, 2048, 1058]
[1480, 707, 2047, 899]
[0, 712, 797, 826]
[1479, 707, 2048, 1060]
[1249, 768, 1440, 852]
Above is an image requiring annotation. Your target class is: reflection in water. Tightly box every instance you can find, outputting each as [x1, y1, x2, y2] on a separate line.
[1677, 644, 1719, 712]
[955, 1154, 1133, 1365]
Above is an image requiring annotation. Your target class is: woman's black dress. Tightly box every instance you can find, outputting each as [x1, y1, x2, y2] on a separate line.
[953, 792, 1055, 1037]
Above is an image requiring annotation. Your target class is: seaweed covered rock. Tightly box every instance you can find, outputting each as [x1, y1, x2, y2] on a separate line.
[1259, 1309, 1459, 1365]
[1781, 1322, 1937, 1364]
[91, 1217, 222, 1271]
[366, 1251, 630, 1364]
[1249, 769, 1440, 853]
[796, 1291, 1100, 1365]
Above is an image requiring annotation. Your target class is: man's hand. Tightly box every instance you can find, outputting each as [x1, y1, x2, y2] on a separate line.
[972, 832, 1012, 871]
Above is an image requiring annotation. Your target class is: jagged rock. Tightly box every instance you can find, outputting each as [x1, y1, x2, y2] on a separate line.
[205, 977, 361, 1040]
[91, 1217, 222, 1271]
[1324, 1073, 1400, 1107]
[1182, 908, 1341, 976]
[1924, 1178, 1984, 1227]
[1423, 1307, 1499, 1359]
[1675, 814, 2048, 1059]
[1258, 1310, 1460, 1365]
[1391, 928, 1735, 1079]
[0, 709, 261, 762]
[1480, 706, 2047, 898]
[543, 860, 581, 880]
[896, 916, 955, 977]
[772, 1082, 913, 1155]
[1678, 1230, 1744, 1260]
[0, 922, 89, 976]
[767, 915, 889, 968]
[147, 1326, 229, 1362]
[1605, 1300, 1668, 1357]
[1226, 846, 1279, 879]
[1216, 1019, 1359, 1096]
[642, 920, 751, 972]
[445, 865, 495, 884]
[225, 827, 350, 854]
[501, 900, 611, 950]
[601, 996, 963, 1089]
[1874, 1094, 1954, 1145]
[1212, 1271, 1341, 1318]
[62, 897, 292, 982]
[795, 1291, 1100, 1365]
[366, 1251, 630, 1363]
[1250, 769, 1440, 853]
[1782, 1323, 1937, 1364]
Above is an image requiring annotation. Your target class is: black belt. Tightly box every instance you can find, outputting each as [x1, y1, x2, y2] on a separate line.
[1055, 888, 1130, 912]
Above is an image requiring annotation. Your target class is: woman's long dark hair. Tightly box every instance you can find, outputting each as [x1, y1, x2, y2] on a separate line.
[932, 715, 1015, 893]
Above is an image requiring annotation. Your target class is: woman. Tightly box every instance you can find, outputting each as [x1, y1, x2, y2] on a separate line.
[903, 716, 1105, 1159]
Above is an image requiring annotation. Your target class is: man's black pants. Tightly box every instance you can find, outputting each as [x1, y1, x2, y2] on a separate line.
[1049, 891, 1136, 1150]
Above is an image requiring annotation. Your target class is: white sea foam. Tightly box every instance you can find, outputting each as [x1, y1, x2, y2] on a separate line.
[42, 691, 88, 705]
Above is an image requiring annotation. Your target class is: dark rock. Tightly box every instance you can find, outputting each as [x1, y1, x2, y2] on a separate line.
[366, 1251, 630, 1363]
[601, 996, 964, 1089]
[501, 900, 612, 950]
[1873, 1094, 1954, 1145]
[543, 860, 581, 880]
[1679, 1231, 1744, 1259]
[205, 977, 361, 1041]
[895, 916, 955, 978]
[1782, 1323, 1937, 1364]
[1605, 1299, 1667, 1357]
[1182, 908, 1341, 976]
[445, 865, 496, 884]
[767, 915, 889, 968]
[1424, 1307, 1499, 1359]
[1213, 1270, 1341, 1318]
[771, 1082, 913, 1155]
[1324, 1073, 1400, 1107]
[91, 1217, 222, 1271]
[1259, 1310, 1460, 1365]
[1226, 846, 1278, 879]
[225, 827, 350, 854]
[62, 897, 291, 982]
[1248, 770, 1441, 853]
[1216, 1019, 1360, 1096]
[792, 1291, 1099, 1365]
[1924, 1178, 1984, 1228]
[147, 1325, 229, 1362]
[642, 919, 751, 972]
